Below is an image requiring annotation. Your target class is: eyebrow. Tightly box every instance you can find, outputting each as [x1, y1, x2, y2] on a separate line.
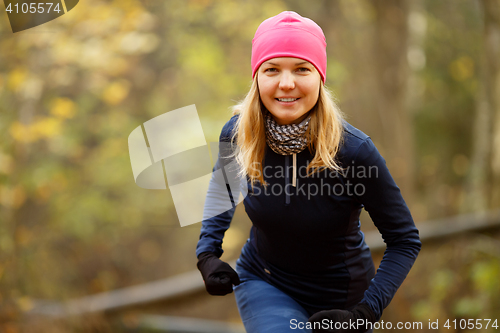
[264, 61, 310, 66]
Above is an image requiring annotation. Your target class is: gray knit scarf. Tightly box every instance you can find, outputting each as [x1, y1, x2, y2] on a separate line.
[264, 111, 312, 155]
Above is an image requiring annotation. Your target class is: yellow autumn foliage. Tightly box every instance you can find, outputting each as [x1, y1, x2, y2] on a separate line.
[7, 68, 28, 92]
[9, 121, 38, 143]
[102, 79, 131, 105]
[9, 117, 63, 143]
[32, 117, 63, 138]
[50, 97, 77, 119]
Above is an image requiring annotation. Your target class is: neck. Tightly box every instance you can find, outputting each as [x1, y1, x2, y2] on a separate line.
[269, 111, 312, 126]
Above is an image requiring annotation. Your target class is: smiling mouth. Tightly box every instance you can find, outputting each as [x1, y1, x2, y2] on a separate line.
[276, 98, 299, 102]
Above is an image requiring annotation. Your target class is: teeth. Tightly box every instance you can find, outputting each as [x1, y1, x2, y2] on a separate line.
[278, 98, 298, 102]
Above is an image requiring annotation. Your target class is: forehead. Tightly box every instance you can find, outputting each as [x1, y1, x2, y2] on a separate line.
[262, 57, 313, 66]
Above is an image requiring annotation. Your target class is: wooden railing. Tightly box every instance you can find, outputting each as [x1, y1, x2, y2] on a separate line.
[27, 209, 500, 331]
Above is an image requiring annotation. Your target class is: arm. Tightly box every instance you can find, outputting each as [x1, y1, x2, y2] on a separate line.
[196, 155, 237, 258]
[309, 138, 420, 332]
[196, 115, 240, 258]
[353, 138, 421, 319]
[196, 117, 242, 295]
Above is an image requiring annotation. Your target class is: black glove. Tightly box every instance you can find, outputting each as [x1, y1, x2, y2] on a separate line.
[197, 252, 241, 296]
[308, 303, 376, 333]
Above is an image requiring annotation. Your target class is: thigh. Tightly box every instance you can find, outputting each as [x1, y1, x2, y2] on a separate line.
[234, 263, 312, 333]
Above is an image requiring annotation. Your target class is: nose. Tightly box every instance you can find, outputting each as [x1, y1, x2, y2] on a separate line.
[279, 71, 295, 90]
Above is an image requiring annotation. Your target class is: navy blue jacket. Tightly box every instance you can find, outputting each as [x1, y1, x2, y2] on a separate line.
[196, 115, 421, 319]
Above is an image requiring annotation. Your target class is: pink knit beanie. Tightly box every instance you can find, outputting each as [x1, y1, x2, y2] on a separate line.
[251, 11, 327, 84]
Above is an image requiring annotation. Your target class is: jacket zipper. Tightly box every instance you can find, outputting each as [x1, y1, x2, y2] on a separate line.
[285, 155, 290, 205]
[284, 153, 297, 206]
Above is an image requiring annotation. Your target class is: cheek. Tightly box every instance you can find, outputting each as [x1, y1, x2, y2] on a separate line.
[257, 73, 278, 88]
[302, 73, 321, 92]
[258, 82, 274, 99]
[305, 82, 320, 100]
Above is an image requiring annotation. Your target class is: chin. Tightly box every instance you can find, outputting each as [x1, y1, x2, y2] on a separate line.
[281, 114, 307, 125]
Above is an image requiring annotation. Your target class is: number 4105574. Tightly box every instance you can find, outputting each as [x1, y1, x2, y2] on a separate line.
[6, 2, 61, 14]
[444, 319, 498, 330]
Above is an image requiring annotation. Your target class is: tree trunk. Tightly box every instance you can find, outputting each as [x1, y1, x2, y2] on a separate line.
[464, 0, 500, 212]
[483, 0, 500, 208]
[370, 0, 415, 202]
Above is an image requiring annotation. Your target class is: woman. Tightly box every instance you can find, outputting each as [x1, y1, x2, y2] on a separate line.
[196, 11, 421, 333]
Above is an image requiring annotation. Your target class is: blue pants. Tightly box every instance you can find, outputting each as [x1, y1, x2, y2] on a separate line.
[234, 261, 374, 333]
[234, 261, 312, 333]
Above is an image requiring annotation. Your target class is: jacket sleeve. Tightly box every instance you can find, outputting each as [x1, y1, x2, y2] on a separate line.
[350, 138, 421, 320]
[196, 116, 239, 258]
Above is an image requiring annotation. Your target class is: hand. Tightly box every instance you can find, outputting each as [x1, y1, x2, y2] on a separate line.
[308, 303, 376, 333]
[197, 252, 241, 296]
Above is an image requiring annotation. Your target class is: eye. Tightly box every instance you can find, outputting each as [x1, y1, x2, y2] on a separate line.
[264, 68, 278, 73]
[296, 67, 311, 72]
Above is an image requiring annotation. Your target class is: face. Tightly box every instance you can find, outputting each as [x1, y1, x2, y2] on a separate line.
[257, 57, 321, 125]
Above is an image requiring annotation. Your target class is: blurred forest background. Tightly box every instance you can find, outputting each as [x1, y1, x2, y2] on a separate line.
[0, 0, 500, 332]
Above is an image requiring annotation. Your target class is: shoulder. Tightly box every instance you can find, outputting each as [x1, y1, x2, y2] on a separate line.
[338, 121, 378, 163]
[342, 121, 369, 141]
[220, 114, 240, 142]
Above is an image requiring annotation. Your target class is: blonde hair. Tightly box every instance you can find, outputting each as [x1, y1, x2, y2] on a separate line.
[231, 78, 345, 188]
